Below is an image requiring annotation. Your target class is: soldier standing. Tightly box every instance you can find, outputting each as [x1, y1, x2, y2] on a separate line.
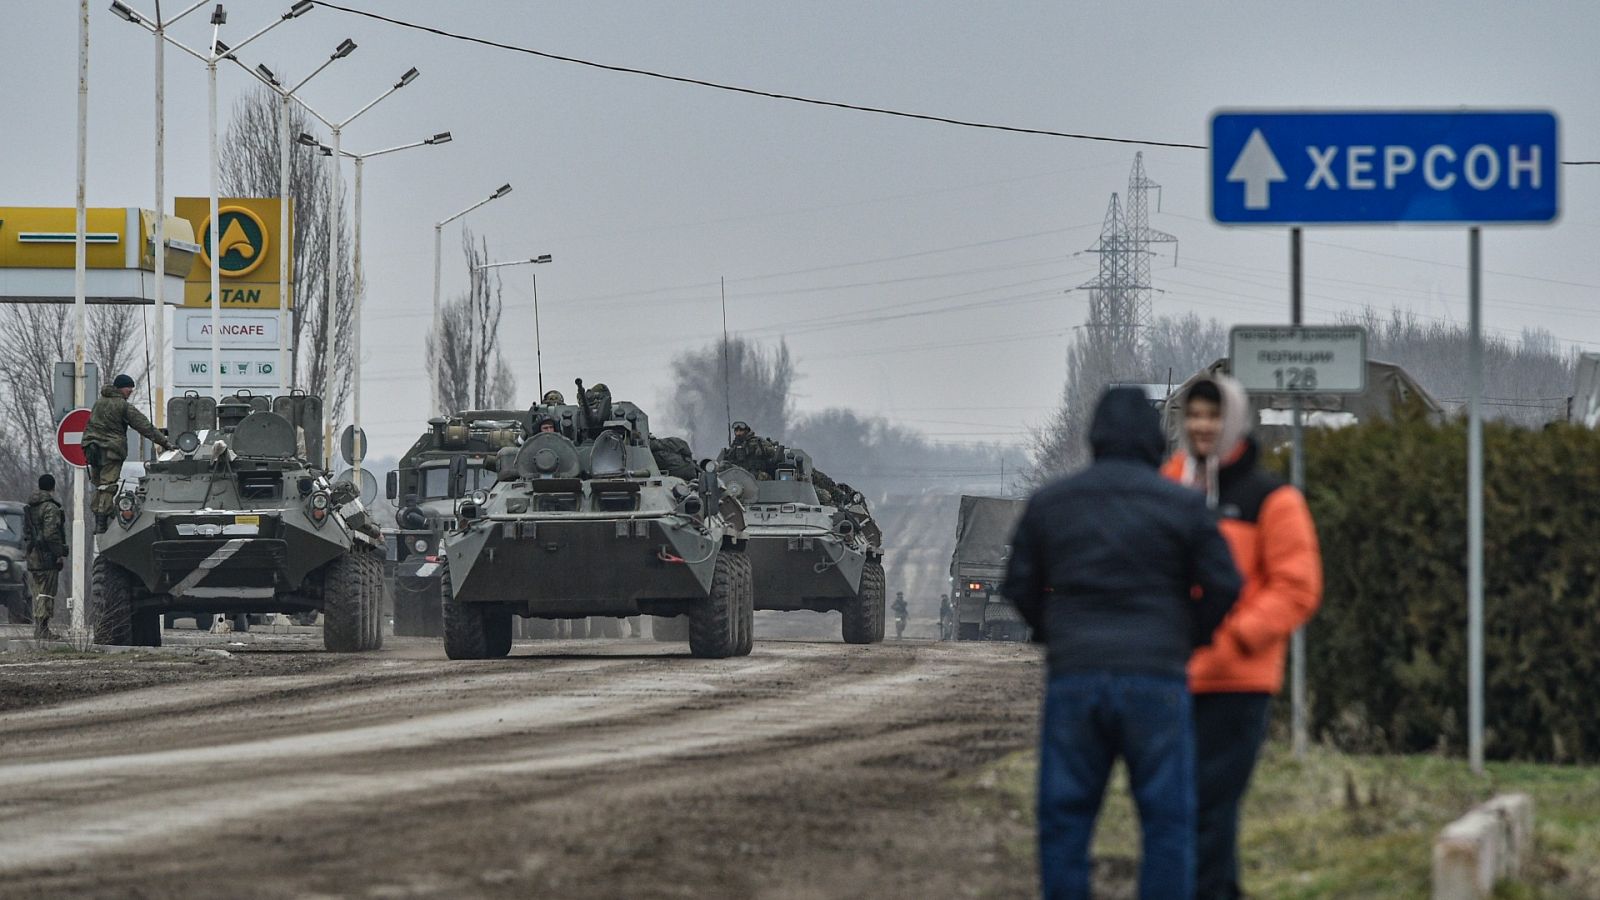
[891, 591, 909, 639]
[24, 475, 65, 640]
[939, 593, 954, 641]
[82, 374, 172, 533]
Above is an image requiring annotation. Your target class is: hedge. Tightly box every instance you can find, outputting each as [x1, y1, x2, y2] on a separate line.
[1282, 410, 1600, 763]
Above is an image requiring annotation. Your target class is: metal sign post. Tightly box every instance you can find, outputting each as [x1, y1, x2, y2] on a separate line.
[1467, 227, 1485, 774]
[1289, 227, 1307, 759]
[1213, 107, 1560, 774]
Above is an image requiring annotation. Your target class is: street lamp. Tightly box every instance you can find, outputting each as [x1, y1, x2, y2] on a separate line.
[108, 1, 309, 404]
[277, 67, 425, 470]
[299, 132, 453, 483]
[232, 39, 357, 396]
[431, 184, 512, 413]
[473, 255, 554, 398]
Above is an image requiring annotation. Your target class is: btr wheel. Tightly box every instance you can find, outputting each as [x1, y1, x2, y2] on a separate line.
[841, 559, 885, 645]
[91, 556, 139, 646]
[689, 553, 742, 659]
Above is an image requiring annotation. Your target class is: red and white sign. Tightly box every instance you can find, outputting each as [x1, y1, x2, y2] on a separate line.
[57, 407, 92, 468]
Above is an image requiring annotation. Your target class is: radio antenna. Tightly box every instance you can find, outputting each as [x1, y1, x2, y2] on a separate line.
[721, 276, 733, 445]
[533, 271, 545, 397]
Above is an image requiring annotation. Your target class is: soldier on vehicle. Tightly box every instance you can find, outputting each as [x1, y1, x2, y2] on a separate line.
[23, 474, 65, 640]
[891, 591, 909, 639]
[536, 416, 559, 435]
[82, 374, 173, 533]
[722, 421, 784, 478]
[541, 389, 565, 405]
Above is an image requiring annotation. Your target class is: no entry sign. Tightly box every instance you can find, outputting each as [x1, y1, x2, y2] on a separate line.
[57, 408, 92, 468]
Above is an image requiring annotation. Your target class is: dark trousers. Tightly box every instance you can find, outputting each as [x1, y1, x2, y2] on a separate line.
[1037, 671, 1194, 900]
[1193, 692, 1272, 900]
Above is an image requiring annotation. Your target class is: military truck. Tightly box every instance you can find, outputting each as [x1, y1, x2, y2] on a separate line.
[949, 494, 1027, 641]
[386, 411, 526, 636]
[439, 383, 752, 659]
[0, 501, 33, 624]
[92, 391, 385, 651]
[717, 449, 885, 644]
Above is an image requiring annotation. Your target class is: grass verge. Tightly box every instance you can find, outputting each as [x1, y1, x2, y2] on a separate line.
[964, 741, 1600, 898]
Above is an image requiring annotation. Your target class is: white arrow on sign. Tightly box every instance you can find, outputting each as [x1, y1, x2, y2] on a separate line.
[1227, 128, 1286, 210]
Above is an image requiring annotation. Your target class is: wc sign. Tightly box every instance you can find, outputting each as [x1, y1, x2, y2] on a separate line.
[1210, 110, 1559, 224]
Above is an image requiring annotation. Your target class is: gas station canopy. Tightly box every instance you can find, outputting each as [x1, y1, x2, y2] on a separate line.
[0, 206, 197, 304]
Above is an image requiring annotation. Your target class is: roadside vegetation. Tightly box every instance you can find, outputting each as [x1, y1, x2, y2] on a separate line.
[966, 742, 1600, 899]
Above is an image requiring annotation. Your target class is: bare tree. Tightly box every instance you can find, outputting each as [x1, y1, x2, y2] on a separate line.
[667, 336, 795, 455]
[0, 303, 148, 499]
[426, 230, 517, 413]
[1026, 312, 1229, 486]
[218, 84, 353, 418]
[1339, 307, 1575, 426]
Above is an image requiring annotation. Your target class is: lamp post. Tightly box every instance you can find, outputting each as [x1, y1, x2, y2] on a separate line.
[432, 184, 512, 414]
[280, 67, 422, 470]
[108, 1, 311, 402]
[472, 255, 553, 398]
[236, 37, 355, 395]
[300, 132, 452, 482]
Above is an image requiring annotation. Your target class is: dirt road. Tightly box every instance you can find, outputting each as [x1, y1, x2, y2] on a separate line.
[0, 635, 1043, 899]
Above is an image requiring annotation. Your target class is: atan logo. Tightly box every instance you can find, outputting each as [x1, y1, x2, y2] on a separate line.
[197, 205, 270, 278]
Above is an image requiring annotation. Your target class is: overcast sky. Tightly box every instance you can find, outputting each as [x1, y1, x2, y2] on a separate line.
[5, 1, 1599, 463]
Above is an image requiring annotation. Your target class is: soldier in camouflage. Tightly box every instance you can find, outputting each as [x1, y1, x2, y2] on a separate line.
[24, 474, 65, 640]
[82, 374, 172, 533]
[721, 421, 784, 479]
[541, 389, 565, 405]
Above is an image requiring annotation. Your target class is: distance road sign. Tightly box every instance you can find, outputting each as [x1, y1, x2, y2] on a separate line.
[57, 407, 93, 468]
[1230, 325, 1367, 394]
[1211, 110, 1558, 224]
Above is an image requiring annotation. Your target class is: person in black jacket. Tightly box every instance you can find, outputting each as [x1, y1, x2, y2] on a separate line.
[1004, 386, 1241, 900]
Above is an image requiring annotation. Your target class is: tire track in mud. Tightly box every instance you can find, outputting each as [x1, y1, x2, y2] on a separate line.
[0, 642, 959, 873]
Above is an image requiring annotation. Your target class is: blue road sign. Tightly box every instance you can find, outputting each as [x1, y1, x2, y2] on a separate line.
[1210, 110, 1559, 225]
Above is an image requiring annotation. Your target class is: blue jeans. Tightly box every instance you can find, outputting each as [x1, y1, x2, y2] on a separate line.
[1037, 671, 1195, 900]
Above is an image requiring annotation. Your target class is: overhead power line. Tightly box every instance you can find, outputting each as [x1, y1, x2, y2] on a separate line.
[314, 3, 1599, 164]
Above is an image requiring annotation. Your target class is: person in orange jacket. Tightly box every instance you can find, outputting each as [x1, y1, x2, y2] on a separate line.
[1163, 374, 1323, 900]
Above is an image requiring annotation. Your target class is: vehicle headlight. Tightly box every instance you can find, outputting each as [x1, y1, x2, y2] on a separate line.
[413, 538, 428, 553]
[115, 492, 140, 528]
[470, 489, 489, 506]
[308, 491, 331, 527]
[0, 560, 10, 573]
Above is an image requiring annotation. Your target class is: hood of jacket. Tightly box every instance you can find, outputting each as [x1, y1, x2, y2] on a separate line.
[99, 384, 121, 399]
[26, 490, 55, 507]
[1089, 387, 1164, 466]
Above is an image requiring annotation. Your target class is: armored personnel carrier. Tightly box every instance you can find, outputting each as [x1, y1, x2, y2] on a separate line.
[717, 449, 886, 643]
[92, 391, 385, 651]
[439, 382, 752, 659]
[386, 411, 526, 636]
[0, 501, 33, 624]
